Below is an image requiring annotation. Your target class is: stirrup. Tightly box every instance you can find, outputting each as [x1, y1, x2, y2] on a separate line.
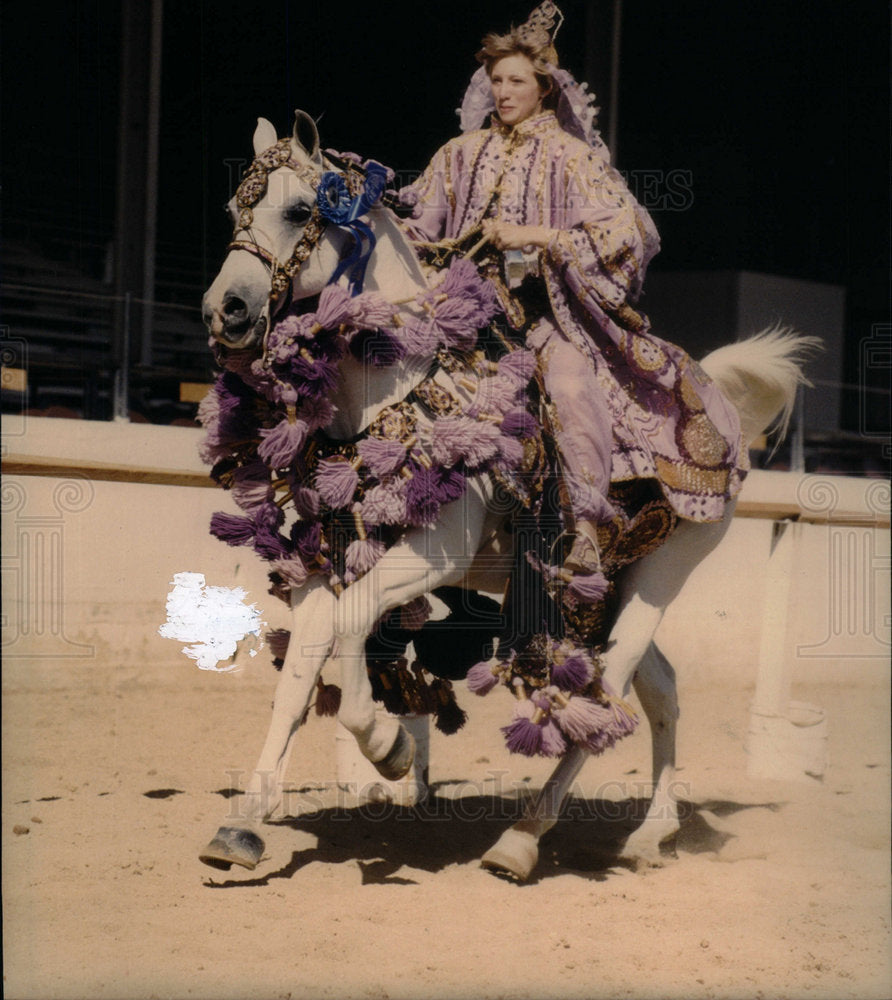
[562, 533, 601, 576]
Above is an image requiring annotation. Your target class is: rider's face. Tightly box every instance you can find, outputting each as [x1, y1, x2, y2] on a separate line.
[489, 54, 546, 127]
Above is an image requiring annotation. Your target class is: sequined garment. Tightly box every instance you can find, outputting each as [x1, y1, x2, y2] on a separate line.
[401, 111, 748, 527]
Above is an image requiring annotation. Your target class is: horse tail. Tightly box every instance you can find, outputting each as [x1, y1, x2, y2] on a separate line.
[699, 326, 822, 448]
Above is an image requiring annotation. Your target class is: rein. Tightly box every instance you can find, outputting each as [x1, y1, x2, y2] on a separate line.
[229, 138, 329, 325]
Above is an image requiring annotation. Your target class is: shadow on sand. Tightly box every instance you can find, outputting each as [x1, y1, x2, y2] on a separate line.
[202, 782, 785, 888]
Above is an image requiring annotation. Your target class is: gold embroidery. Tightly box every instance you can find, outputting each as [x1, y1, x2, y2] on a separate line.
[368, 402, 417, 442]
[632, 337, 668, 372]
[679, 372, 707, 412]
[654, 455, 731, 495]
[413, 379, 462, 417]
[681, 413, 729, 465]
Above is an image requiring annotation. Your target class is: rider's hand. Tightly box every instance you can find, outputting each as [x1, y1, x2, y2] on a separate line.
[481, 220, 558, 251]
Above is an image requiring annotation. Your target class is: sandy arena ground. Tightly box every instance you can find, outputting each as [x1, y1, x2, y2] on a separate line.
[3, 657, 890, 1000]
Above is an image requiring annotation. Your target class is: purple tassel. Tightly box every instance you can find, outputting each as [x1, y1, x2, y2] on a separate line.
[313, 284, 356, 330]
[426, 298, 484, 350]
[198, 436, 228, 468]
[271, 310, 311, 342]
[500, 408, 538, 438]
[468, 375, 521, 416]
[582, 698, 638, 755]
[435, 259, 500, 324]
[404, 464, 441, 525]
[293, 487, 321, 520]
[271, 555, 309, 587]
[399, 316, 440, 355]
[540, 715, 569, 757]
[550, 646, 596, 692]
[532, 694, 569, 757]
[349, 328, 406, 367]
[268, 378, 299, 408]
[299, 396, 336, 434]
[344, 536, 387, 576]
[357, 437, 407, 477]
[267, 571, 292, 606]
[430, 416, 500, 469]
[252, 502, 288, 559]
[550, 690, 609, 742]
[258, 414, 308, 468]
[361, 479, 408, 526]
[502, 700, 545, 757]
[497, 349, 536, 385]
[209, 511, 256, 546]
[429, 464, 467, 503]
[526, 551, 562, 584]
[315, 458, 359, 508]
[496, 434, 525, 468]
[351, 291, 398, 330]
[230, 462, 273, 512]
[196, 386, 220, 428]
[290, 353, 340, 398]
[466, 659, 500, 695]
[429, 416, 480, 467]
[291, 520, 323, 561]
[567, 570, 610, 604]
[265, 628, 291, 659]
[315, 677, 342, 717]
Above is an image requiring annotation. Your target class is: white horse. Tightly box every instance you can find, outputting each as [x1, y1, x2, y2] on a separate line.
[199, 111, 814, 880]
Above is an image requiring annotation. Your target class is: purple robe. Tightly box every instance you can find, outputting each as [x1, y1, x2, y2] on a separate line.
[401, 110, 747, 526]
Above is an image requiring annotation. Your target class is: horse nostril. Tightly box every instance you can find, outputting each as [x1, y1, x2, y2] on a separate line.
[223, 295, 248, 320]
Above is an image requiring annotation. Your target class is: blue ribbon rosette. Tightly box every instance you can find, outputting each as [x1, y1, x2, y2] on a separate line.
[316, 161, 390, 295]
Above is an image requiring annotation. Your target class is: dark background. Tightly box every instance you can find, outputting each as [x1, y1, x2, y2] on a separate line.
[1, 0, 889, 440]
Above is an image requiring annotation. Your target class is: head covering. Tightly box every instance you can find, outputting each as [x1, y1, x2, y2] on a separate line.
[456, 2, 606, 154]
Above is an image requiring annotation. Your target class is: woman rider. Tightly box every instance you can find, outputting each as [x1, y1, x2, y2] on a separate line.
[399, 3, 747, 577]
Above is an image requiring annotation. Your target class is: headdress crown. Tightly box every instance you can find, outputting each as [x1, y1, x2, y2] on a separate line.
[516, 1, 564, 46]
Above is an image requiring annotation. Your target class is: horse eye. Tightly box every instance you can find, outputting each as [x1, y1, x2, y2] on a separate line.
[284, 203, 312, 225]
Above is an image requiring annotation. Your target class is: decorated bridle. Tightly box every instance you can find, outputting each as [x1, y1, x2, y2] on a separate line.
[228, 137, 390, 314]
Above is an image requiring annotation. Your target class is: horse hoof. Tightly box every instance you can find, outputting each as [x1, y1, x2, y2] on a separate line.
[480, 828, 539, 882]
[199, 826, 265, 871]
[371, 724, 416, 781]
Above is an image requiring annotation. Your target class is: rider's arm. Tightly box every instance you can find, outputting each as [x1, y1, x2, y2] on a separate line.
[541, 148, 661, 326]
[397, 143, 453, 243]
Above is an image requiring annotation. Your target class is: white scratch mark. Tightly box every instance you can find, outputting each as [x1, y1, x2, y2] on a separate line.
[159, 572, 265, 672]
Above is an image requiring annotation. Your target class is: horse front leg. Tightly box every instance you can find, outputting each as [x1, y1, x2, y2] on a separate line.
[334, 485, 491, 776]
[199, 579, 335, 871]
[481, 745, 589, 881]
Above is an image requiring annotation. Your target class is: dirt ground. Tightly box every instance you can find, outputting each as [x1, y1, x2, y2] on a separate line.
[3, 658, 890, 1000]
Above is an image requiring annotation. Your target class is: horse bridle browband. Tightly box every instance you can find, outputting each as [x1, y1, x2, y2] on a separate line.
[227, 137, 329, 308]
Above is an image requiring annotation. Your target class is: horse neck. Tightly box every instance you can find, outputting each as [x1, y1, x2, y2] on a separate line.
[325, 207, 434, 440]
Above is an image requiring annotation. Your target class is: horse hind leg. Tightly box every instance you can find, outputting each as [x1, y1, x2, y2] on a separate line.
[620, 641, 681, 868]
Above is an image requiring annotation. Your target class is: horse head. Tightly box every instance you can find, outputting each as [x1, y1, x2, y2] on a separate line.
[202, 111, 348, 350]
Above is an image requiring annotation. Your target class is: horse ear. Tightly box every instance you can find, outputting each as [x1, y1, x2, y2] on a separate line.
[291, 110, 322, 167]
[253, 118, 278, 155]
